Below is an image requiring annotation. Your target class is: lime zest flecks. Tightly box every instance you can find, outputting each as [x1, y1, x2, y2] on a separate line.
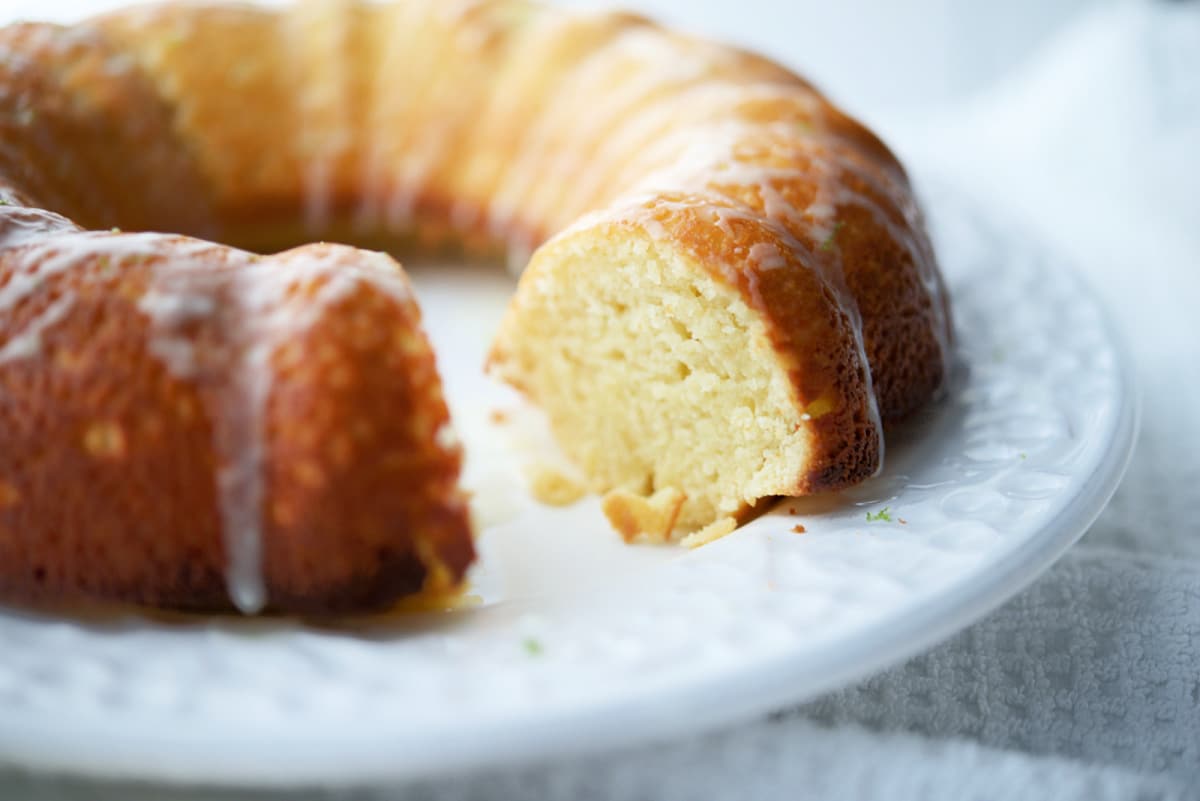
[866, 506, 893, 523]
[522, 637, 543, 656]
[820, 221, 845, 252]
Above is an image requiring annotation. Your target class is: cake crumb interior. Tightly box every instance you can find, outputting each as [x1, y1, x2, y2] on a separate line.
[494, 229, 809, 532]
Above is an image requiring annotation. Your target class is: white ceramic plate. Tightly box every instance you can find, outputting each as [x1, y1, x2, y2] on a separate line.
[0, 182, 1136, 788]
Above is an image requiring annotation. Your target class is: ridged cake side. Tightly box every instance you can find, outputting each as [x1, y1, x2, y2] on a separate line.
[0, 0, 951, 611]
[0, 15, 475, 614]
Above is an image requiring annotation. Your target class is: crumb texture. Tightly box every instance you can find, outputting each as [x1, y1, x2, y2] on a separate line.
[527, 464, 587, 507]
[601, 487, 688, 544]
[496, 232, 812, 530]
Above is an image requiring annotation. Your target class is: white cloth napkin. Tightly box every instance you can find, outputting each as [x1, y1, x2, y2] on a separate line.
[2, 1, 1197, 799]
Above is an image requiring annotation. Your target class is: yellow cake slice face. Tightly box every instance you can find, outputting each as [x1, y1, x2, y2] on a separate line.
[491, 200, 880, 533]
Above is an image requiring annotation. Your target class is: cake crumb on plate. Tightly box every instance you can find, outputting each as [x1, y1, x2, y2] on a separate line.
[527, 465, 587, 507]
[601, 487, 687, 544]
[681, 517, 738, 549]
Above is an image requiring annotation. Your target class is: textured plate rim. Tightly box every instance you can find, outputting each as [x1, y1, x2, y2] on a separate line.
[265, 256, 1141, 788]
[0, 186, 1140, 789]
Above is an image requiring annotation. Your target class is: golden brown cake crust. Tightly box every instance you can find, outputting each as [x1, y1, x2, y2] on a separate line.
[0, 0, 950, 606]
[485, 43, 951, 516]
[0, 222, 473, 614]
[0, 15, 476, 614]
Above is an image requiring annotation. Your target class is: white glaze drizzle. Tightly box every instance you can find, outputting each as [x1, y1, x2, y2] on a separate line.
[513, 33, 716, 232]
[383, 5, 498, 232]
[355, 0, 437, 234]
[0, 208, 415, 613]
[305, 149, 336, 233]
[288, 0, 350, 233]
[488, 25, 673, 241]
[554, 81, 808, 222]
[444, 4, 578, 240]
[0, 0, 952, 589]
[747, 241, 787, 271]
[0, 294, 72, 363]
[138, 241, 414, 614]
[0, 231, 272, 593]
[0, 206, 77, 253]
[316, 0, 942, 478]
[138, 288, 215, 378]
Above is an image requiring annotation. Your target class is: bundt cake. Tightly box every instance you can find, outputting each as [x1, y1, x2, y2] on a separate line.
[0, 0, 950, 614]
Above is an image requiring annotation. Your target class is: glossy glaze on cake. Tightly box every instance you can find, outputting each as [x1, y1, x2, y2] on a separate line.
[0, 0, 950, 613]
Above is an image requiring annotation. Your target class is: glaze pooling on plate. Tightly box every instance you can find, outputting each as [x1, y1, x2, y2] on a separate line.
[0, 181, 1136, 786]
